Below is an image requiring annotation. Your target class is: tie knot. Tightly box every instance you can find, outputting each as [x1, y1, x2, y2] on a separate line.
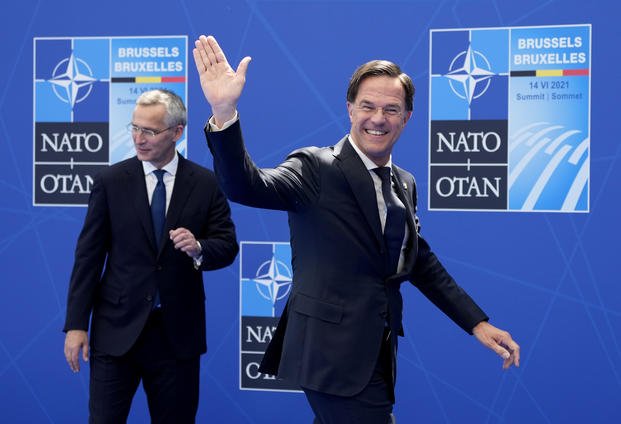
[373, 167, 391, 184]
[153, 169, 166, 183]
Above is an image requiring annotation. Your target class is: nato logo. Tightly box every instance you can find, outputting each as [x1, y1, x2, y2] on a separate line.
[429, 28, 509, 210]
[49, 54, 96, 108]
[431, 29, 509, 121]
[34, 38, 110, 206]
[35, 38, 109, 123]
[446, 46, 494, 104]
[239, 242, 299, 391]
[241, 242, 292, 318]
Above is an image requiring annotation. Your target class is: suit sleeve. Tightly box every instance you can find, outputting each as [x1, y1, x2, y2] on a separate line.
[196, 181, 239, 271]
[63, 174, 111, 332]
[409, 236, 488, 334]
[205, 119, 320, 212]
[406, 177, 488, 334]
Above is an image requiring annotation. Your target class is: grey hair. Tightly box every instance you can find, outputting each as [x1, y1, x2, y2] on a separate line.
[135, 89, 187, 127]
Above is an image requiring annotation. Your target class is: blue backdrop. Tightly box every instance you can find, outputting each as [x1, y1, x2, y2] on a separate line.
[1, 0, 619, 422]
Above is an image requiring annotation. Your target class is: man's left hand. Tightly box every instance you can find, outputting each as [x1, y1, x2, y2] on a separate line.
[170, 228, 202, 258]
[472, 321, 520, 369]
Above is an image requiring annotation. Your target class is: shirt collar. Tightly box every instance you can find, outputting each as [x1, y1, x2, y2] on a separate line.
[141, 152, 179, 176]
[347, 135, 393, 171]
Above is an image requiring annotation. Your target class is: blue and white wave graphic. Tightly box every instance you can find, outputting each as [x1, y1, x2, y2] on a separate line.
[508, 122, 589, 211]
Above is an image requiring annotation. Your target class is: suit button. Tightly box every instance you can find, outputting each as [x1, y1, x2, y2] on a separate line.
[146, 295, 153, 302]
[156, 265, 162, 271]
[379, 310, 388, 318]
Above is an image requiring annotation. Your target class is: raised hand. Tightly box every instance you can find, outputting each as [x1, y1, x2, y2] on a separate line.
[193, 35, 251, 127]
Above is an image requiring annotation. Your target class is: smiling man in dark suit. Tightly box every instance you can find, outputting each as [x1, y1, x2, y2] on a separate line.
[193, 35, 520, 424]
[63, 89, 238, 423]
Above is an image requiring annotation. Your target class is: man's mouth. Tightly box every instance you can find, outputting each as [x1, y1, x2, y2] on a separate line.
[365, 129, 388, 136]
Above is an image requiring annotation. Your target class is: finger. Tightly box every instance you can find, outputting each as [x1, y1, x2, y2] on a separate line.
[173, 237, 185, 249]
[503, 350, 519, 369]
[170, 228, 194, 241]
[503, 355, 512, 369]
[492, 341, 511, 362]
[508, 341, 520, 367]
[83, 342, 89, 363]
[236, 56, 252, 79]
[67, 348, 80, 373]
[177, 239, 195, 252]
[502, 348, 515, 369]
[195, 36, 213, 68]
[171, 234, 188, 249]
[204, 35, 221, 69]
[499, 340, 520, 369]
[206, 35, 226, 64]
[169, 228, 186, 240]
[172, 234, 191, 248]
[192, 46, 206, 74]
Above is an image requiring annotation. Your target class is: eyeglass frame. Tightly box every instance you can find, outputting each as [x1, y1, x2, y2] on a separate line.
[127, 123, 179, 138]
[353, 101, 404, 117]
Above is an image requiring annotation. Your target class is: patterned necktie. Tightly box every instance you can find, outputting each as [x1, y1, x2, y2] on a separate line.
[373, 167, 406, 274]
[151, 169, 167, 248]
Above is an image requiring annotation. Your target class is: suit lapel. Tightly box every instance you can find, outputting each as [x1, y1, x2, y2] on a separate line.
[164, 155, 196, 251]
[333, 137, 384, 249]
[392, 166, 418, 277]
[392, 167, 416, 239]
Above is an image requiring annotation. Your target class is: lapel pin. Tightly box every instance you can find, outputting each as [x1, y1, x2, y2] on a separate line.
[402, 182, 408, 190]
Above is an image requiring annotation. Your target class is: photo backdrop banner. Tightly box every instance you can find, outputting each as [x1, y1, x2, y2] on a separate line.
[0, 1, 618, 423]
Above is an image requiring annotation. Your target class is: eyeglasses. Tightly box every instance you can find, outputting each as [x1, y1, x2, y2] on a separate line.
[354, 103, 403, 117]
[127, 123, 176, 138]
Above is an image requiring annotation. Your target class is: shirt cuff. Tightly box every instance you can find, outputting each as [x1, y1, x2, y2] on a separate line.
[208, 111, 239, 131]
[193, 240, 203, 270]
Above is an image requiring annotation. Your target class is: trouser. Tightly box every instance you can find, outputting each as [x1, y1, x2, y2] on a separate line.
[304, 329, 395, 424]
[89, 310, 200, 424]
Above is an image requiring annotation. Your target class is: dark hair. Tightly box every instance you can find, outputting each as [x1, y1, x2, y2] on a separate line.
[346, 60, 415, 111]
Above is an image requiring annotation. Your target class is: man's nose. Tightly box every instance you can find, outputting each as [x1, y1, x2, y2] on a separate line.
[370, 107, 387, 122]
[133, 131, 147, 143]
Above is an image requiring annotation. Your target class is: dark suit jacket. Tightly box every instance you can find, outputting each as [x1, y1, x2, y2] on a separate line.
[63, 154, 238, 359]
[206, 121, 487, 396]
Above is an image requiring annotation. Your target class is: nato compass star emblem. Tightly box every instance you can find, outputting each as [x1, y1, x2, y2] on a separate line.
[253, 254, 293, 311]
[48, 52, 97, 108]
[445, 44, 495, 104]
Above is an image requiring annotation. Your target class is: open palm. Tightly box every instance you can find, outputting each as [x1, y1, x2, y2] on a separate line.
[193, 35, 251, 124]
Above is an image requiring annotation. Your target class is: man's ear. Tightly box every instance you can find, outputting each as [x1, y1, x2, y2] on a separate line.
[172, 125, 185, 142]
[402, 110, 413, 126]
[346, 102, 354, 122]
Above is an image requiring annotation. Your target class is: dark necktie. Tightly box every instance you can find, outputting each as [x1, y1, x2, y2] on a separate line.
[373, 167, 406, 274]
[151, 169, 167, 248]
[151, 169, 166, 308]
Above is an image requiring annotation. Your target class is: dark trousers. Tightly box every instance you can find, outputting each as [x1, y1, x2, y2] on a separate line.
[89, 310, 200, 424]
[304, 330, 395, 424]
